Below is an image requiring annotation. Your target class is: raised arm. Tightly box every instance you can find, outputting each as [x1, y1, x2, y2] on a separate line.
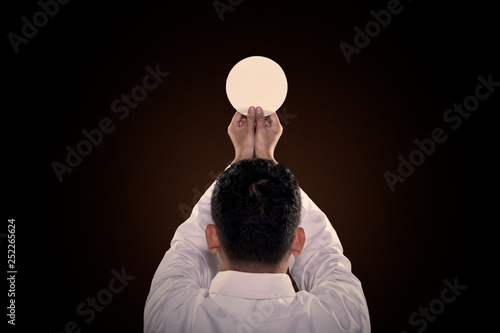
[289, 191, 371, 331]
[144, 182, 217, 331]
[252, 107, 370, 330]
[144, 107, 259, 331]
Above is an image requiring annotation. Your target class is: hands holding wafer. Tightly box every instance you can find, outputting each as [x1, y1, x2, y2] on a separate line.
[228, 106, 283, 164]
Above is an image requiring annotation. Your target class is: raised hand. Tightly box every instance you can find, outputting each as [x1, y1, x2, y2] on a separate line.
[254, 106, 282, 163]
[228, 106, 257, 163]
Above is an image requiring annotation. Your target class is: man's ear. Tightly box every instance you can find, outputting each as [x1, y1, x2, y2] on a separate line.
[290, 227, 306, 256]
[205, 224, 221, 254]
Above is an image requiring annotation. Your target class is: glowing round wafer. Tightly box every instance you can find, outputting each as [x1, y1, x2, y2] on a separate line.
[226, 56, 288, 117]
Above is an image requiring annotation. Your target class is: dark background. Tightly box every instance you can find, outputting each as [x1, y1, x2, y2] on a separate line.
[5, 0, 498, 332]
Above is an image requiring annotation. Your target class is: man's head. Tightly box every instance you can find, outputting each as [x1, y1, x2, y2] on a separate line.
[206, 158, 305, 273]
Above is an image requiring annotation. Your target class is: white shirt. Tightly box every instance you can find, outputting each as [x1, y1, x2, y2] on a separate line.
[144, 180, 371, 333]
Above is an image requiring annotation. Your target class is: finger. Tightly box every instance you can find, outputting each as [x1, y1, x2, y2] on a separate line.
[231, 111, 243, 126]
[264, 115, 270, 128]
[246, 106, 256, 131]
[268, 112, 282, 130]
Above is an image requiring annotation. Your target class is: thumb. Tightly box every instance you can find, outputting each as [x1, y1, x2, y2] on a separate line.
[246, 106, 256, 131]
[255, 106, 265, 129]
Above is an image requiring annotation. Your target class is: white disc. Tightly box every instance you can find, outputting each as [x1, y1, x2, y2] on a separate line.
[226, 56, 288, 117]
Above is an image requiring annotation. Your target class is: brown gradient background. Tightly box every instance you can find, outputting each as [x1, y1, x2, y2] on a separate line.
[5, 0, 497, 332]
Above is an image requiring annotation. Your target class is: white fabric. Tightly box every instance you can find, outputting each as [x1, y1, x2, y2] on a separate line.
[144, 179, 371, 333]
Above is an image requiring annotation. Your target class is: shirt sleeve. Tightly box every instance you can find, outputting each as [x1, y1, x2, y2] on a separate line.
[289, 189, 371, 332]
[144, 181, 218, 332]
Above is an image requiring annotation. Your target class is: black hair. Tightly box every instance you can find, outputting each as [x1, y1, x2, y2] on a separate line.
[211, 158, 301, 270]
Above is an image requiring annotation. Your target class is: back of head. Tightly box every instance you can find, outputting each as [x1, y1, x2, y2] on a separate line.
[211, 158, 301, 272]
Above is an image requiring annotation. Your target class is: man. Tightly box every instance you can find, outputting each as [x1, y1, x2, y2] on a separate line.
[144, 106, 370, 332]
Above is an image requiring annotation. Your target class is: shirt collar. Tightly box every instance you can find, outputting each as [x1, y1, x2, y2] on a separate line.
[209, 270, 296, 299]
